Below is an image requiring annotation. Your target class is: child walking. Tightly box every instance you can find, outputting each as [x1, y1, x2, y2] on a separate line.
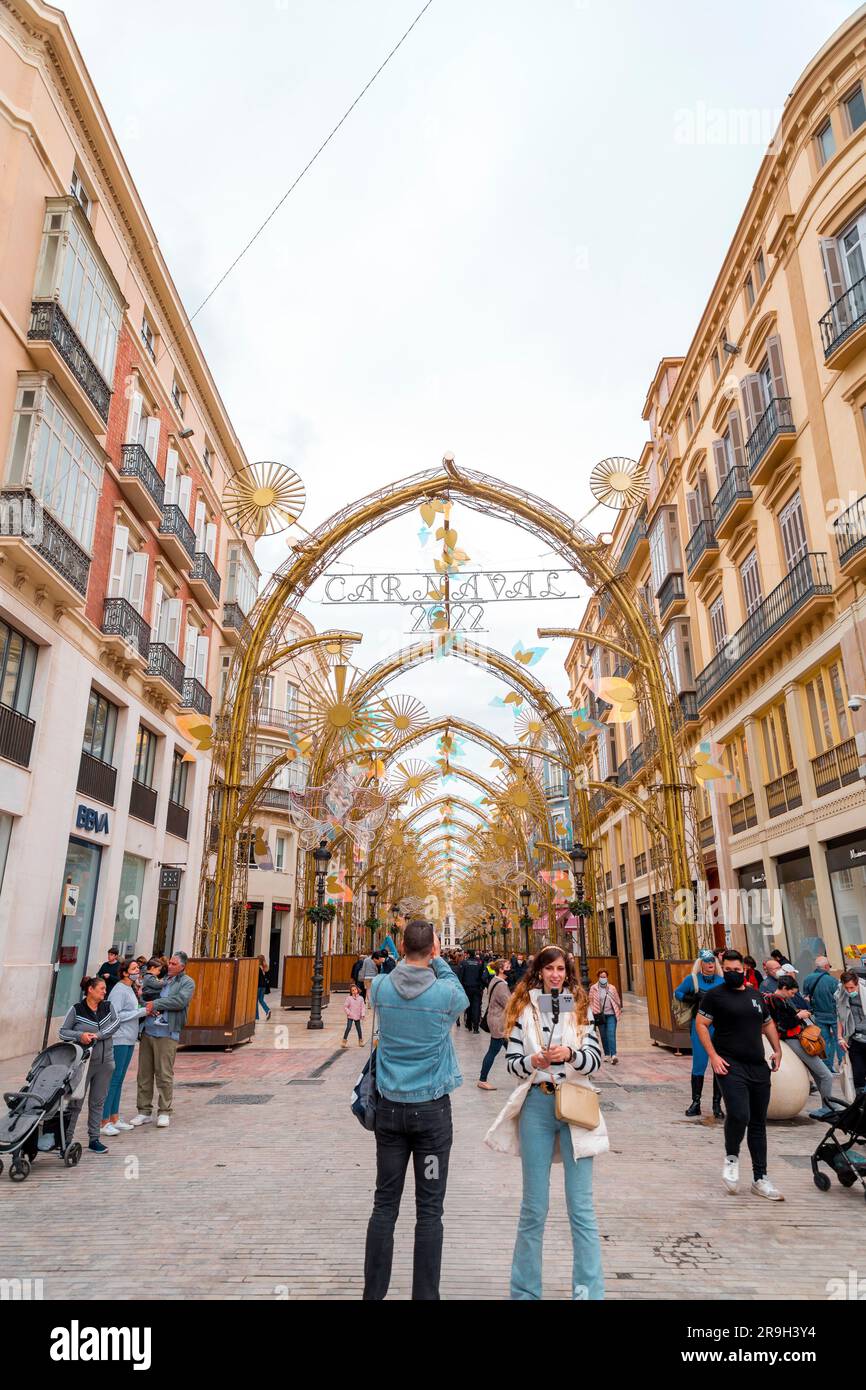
[341, 984, 366, 1047]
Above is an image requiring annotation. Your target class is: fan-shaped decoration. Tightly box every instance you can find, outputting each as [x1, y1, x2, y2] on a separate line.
[515, 711, 546, 746]
[376, 694, 428, 741]
[589, 456, 648, 510]
[299, 662, 383, 752]
[388, 759, 439, 807]
[223, 460, 306, 538]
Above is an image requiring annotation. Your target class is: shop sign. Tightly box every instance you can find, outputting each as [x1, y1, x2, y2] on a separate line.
[75, 804, 109, 835]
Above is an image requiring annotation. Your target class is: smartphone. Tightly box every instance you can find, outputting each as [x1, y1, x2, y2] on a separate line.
[537, 993, 575, 1013]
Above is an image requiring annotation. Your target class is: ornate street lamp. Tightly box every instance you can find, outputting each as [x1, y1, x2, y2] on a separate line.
[499, 902, 508, 957]
[569, 841, 590, 992]
[308, 837, 332, 1030]
[519, 882, 532, 955]
[390, 902, 401, 948]
[367, 881, 380, 950]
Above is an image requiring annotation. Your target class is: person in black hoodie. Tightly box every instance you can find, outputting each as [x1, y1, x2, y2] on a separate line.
[461, 951, 486, 1033]
[96, 947, 121, 993]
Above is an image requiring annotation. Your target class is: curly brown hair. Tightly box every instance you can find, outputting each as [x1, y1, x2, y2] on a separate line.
[503, 946, 589, 1035]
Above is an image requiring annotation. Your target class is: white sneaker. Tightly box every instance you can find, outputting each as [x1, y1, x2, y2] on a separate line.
[156, 1114, 170, 1128]
[101, 1123, 119, 1136]
[722, 1155, 739, 1193]
[751, 1176, 784, 1201]
[114, 1120, 134, 1131]
[129, 1114, 152, 1127]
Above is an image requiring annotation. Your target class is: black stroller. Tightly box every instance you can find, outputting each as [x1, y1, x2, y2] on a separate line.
[0, 1041, 88, 1181]
[810, 1089, 866, 1202]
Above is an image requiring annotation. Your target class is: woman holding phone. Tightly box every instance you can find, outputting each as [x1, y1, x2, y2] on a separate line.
[485, 946, 607, 1300]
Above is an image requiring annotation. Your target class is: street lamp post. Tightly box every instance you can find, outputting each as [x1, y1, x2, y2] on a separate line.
[390, 903, 401, 950]
[367, 882, 379, 950]
[498, 903, 508, 958]
[308, 838, 332, 1030]
[519, 882, 532, 955]
[569, 841, 590, 992]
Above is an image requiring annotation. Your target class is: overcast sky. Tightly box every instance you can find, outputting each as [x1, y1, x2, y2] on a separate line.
[63, 0, 859, 832]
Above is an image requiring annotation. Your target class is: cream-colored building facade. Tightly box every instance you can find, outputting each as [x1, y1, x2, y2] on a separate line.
[568, 8, 866, 992]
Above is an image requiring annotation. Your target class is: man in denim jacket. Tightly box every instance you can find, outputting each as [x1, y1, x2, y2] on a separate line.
[363, 919, 468, 1301]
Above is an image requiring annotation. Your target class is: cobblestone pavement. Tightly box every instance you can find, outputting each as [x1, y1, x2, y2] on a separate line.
[0, 997, 861, 1301]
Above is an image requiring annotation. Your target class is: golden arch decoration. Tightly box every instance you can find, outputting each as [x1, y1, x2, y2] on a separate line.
[203, 456, 696, 958]
[404, 795, 492, 830]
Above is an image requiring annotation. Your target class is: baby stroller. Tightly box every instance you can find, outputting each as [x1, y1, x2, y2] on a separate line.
[810, 1089, 866, 1202]
[0, 1041, 88, 1182]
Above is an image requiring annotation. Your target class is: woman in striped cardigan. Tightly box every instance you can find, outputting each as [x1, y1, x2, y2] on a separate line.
[485, 945, 607, 1300]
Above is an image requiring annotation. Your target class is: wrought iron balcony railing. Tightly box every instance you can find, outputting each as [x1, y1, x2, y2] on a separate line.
[685, 519, 718, 575]
[180, 677, 212, 717]
[678, 691, 699, 723]
[0, 490, 90, 597]
[191, 550, 221, 601]
[696, 553, 831, 706]
[657, 571, 685, 619]
[120, 443, 164, 512]
[223, 601, 246, 632]
[28, 300, 111, 424]
[77, 749, 117, 806]
[819, 273, 866, 359]
[712, 465, 752, 532]
[0, 701, 35, 768]
[729, 791, 758, 835]
[101, 597, 150, 659]
[746, 396, 795, 477]
[812, 738, 859, 797]
[834, 493, 866, 569]
[765, 770, 802, 819]
[699, 814, 715, 849]
[159, 504, 196, 561]
[617, 515, 647, 572]
[147, 642, 185, 695]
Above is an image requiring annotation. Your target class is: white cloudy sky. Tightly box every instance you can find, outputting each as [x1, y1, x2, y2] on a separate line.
[64, 0, 857, 821]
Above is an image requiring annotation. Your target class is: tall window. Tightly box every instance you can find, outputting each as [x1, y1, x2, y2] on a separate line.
[133, 725, 157, 787]
[126, 390, 161, 466]
[140, 313, 156, 359]
[170, 750, 189, 807]
[779, 491, 808, 569]
[649, 508, 681, 593]
[33, 201, 122, 385]
[740, 550, 763, 617]
[5, 382, 103, 550]
[0, 619, 37, 715]
[108, 523, 148, 613]
[804, 660, 852, 756]
[275, 834, 287, 871]
[845, 83, 866, 133]
[755, 249, 766, 287]
[760, 703, 794, 781]
[226, 544, 258, 614]
[82, 689, 118, 764]
[709, 596, 728, 653]
[744, 272, 756, 310]
[816, 119, 835, 166]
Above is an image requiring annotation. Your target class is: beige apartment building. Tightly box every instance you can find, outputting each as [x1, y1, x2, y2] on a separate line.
[0, 1, 263, 1058]
[568, 8, 866, 993]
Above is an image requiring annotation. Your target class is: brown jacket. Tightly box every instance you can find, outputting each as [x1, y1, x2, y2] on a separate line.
[485, 977, 510, 1039]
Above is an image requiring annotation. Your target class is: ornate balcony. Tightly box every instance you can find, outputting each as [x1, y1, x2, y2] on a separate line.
[616, 514, 648, 574]
[0, 701, 35, 769]
[657, 571, 686, 620]
[834, 493, 866, 579]
[746, 396, 795, 486]
[144, 642, 185, 702]
[27, 300, 111, 433]
[189, 551, 220, 609]
[677, 691, 700, 725]
[118, 443, 164, 526]
[729, 792, 757, 835]
[180, 677, 212, 717]
[685, 519, 719, 579]
[77, 749, 116, 807]
[0, 489, 89, 609]
[129, 778, 157, 825]
[696, 553, 832, 709]
[819, 274, 866, 369]
[101, 597, 150, 666]
[812, 738, 859, 798]
[222, 601, 247, 645]
[158, 504, 196, 570]
[712, 465, 753, 540]
[765, 770, 802, 819]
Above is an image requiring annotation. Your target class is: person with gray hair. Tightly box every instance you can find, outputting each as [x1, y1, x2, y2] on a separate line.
[130, 952, 195, 1129]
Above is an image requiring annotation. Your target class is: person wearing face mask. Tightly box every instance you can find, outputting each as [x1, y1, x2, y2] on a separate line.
[485, 946, 606, 1301]
[674, 949, 725, 1118]
[695, 949, 785, 1201]
[588, 969, 622, 1064]
[766, 977, 836, 1120]
[836, 969, 866, 1090]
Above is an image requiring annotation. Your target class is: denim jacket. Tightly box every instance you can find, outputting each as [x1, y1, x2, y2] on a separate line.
[371, 957, 469, 1103]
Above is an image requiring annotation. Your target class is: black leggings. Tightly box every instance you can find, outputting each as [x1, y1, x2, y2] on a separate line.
[849, 1038, 866, 1090]
[344, 1019, 362, 1041]
[716, 1060, 771, 1181]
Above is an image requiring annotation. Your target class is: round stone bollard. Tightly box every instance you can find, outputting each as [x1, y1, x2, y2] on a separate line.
[764, 1034, 811, 1119]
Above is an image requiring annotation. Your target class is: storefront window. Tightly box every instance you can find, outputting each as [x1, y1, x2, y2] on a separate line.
[776, 851, 824, 979]
[53, 838, 102, 1016]
[114, 853, 147, 958]
[737, 863, 778, 961]
[827, 833, 866, 968]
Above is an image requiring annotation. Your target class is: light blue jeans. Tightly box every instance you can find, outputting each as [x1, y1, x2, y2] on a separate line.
[815, 1017, 841, 1070]
[510, 1085, 604, 1301]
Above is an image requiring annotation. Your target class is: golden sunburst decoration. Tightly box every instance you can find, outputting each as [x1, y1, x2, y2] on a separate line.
[299, 661, 383, 752]
[378, 694, 429, 741]
[223, 460, 306, 538]
[515, 710, 546, 746]
[387, 759, 439, 808]
[589, 456, 648, 511]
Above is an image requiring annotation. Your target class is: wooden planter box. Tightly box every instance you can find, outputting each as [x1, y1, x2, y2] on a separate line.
[644, 959, 693, 1049]
[330, 953, 359, 991]
[282, 954, 333, 1008]
[180, 957, 258, 1049]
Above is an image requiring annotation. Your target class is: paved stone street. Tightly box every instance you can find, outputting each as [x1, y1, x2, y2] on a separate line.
[1, 997, 862, 1301]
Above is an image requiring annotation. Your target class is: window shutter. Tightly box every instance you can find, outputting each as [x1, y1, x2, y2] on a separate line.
[183, 623, 198, 676]
[740, 375, 764, 437]
[820, 237, 846, 303]
[164, 448, 178, 506]
[143, 415, 161, 466]
[177, 472, 192, 519]
[727, 410, 746, 470]
[163, 598, 182, 653]
[108, 523, 129, 597]
[151, 580, 164, 638]
[765, 335, 788, 400]
[195, 634, 209, 684]
[711, 439, 729, 491]
[204, 521, 217, 561]
[126, 390, 143, 446]
[194, 500, 206, 552]
[127, 551, 148, 613]
[686, 491, 702, 535]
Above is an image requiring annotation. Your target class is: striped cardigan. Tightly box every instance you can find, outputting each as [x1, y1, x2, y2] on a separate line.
[506, 992, 603, 1085]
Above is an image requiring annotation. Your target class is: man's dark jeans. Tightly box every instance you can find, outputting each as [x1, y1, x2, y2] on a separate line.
[363, 1094, 452, 1300]
[465, 991, 482, 1030]
[716, 1059, 771, 1181]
